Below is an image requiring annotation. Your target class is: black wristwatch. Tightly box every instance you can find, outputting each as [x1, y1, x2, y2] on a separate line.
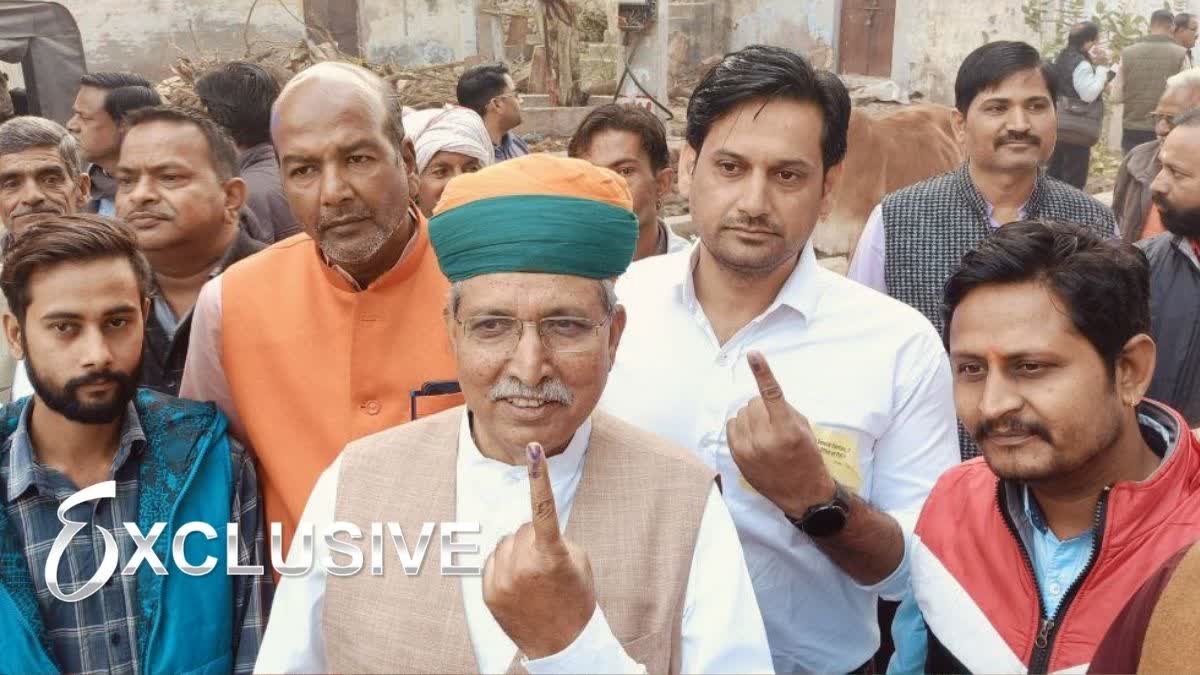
[786, 482, 852, 538]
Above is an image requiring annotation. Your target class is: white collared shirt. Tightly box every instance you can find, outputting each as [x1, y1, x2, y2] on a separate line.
[254, 414, 774, 674]
[601, 242, 959, 673]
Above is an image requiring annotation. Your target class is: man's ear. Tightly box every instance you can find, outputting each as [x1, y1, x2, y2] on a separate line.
[952, 108, 967, 149]
[75, 173, 92, 210]
[655, 166, 676, 200]
[818, 162, 845, 221]
[4, 312, 23, 361]
[1116, 333, 1156, 407]
[402, 137, 420, 196]
[677, 144, 696, 198]
[223, 176, 248, 217]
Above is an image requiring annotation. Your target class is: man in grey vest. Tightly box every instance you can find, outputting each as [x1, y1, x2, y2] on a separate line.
[848, 41, 1116, 458]
[1119, 10, 1188, 153]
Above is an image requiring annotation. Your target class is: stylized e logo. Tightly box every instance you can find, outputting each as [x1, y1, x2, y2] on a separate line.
[46, 481, 119, 602]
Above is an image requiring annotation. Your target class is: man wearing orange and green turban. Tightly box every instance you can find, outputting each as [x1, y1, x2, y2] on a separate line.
[256, 154, 773, 674]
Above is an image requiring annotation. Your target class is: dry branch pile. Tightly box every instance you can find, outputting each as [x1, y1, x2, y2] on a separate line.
[155, 38, 528, 111]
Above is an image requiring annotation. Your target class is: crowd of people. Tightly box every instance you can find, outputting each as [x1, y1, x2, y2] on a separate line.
[0, 8, 1197, 675]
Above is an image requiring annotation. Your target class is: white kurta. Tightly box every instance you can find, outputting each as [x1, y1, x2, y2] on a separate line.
[255, 415, 774, 674]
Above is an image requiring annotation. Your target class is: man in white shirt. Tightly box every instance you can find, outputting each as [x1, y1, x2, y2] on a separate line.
[255, 154, 773, 674]
[600, 45, 959, 673]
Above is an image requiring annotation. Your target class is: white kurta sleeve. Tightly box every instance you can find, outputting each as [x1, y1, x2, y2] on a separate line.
[527, 484, 773, 674]
[253, 457, 342, 674]
[680, 485, 775, 673]
[851, 330, 959, 601]
[847, 204, 888, 294]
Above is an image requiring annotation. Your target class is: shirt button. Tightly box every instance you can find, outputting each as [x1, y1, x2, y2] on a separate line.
[363, 400, 381, 415]
[1048, 582, 1062, 596]
[716, 354, 728, 365]
[110, 632, 122, 646]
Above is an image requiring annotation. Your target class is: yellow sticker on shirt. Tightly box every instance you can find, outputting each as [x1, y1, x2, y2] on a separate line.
[735, 425, 862, 495]
[812, 425, 862, 492]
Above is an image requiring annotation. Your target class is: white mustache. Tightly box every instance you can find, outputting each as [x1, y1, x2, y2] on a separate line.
[488, 377, 574, 405]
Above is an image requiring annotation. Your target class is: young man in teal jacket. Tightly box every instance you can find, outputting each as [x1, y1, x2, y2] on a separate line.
[0, 214, 270, 674]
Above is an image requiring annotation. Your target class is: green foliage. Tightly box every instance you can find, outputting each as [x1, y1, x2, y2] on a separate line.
[1022, 0, 1150, 57]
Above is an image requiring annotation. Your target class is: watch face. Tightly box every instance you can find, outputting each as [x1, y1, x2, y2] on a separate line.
[802, 505, 849, 538]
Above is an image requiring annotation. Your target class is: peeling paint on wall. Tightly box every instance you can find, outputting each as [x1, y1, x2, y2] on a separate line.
[359, 0, 481, 65]
[58, 0, 304, 79]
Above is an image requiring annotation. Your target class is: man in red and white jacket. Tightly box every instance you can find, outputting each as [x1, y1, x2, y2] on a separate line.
[891, 219, 1200, 674]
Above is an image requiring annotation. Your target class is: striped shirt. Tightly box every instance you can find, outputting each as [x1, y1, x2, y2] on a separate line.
[2, 399, 271, 674]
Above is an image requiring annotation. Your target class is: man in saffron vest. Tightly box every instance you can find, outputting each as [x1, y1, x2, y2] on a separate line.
[179, 62, 462, 560]
[0, 216, 269, 674]
[888, 220, 1200, 673]
[255, 155, 774, 673]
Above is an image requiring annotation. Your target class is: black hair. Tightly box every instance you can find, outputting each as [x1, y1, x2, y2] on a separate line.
[1175, 12, 1196, 30]
[121, 105, 239, 182]
[456, 63, 511, 117]
[955, 41, 1058, 114]
[80, 72, 152, 90]
[1151, 9, 1175, 27]
[1, 214, 153, 324]
[196, 61, 280, 148]
[102, 86, 162, 125]
[1067, 21, 1100, 50]
[685, 44, 850, 171]
[568, 103, 671, 172]
[943, 220, 1150, 374]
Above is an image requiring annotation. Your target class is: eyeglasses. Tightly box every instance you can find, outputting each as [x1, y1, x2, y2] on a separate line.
[456, 314, 612, 354]
[493, 92, 523, 105]
[1150, 111, 1178, 130]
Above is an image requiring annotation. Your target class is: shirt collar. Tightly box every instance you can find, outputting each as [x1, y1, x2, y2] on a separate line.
[1175, 235, 1200, 270]
[677, 239, 825, 322]
[1016, 405, 1177, 536]
[458, 410, 592, 493]
[6, 400, 145, 501]
[238, 143, 275, 171]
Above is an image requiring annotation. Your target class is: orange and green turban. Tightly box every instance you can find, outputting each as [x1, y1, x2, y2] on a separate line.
[428, 154, 639, 282]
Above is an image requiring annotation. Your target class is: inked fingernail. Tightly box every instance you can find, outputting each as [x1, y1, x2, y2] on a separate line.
[527, 442, 543, 465]
[748, 352, 763, 372]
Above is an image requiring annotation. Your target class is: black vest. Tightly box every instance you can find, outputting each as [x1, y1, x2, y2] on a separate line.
[1139, 234, 1200, 425]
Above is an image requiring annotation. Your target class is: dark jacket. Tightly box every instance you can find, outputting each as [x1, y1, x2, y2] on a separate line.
[143, 229, 264, 396]
[1120, 35, 1187, 131]
[1113, 139, 1160, 241]
[1139, 234, 1200, 426]
[239, 143, 301, 243]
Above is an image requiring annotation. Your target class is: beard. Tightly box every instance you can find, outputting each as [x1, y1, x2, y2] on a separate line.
[315, 206, 404, 267]
[24, 346, 141, 425]
[1154, 197, 1200, 239]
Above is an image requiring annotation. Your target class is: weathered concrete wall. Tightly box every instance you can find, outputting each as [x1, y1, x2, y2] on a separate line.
[891, 0, 1038, 104]
[58, 0, 305, 80]
[726, 0, 837, 69]
[359, 0, 481, 65]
